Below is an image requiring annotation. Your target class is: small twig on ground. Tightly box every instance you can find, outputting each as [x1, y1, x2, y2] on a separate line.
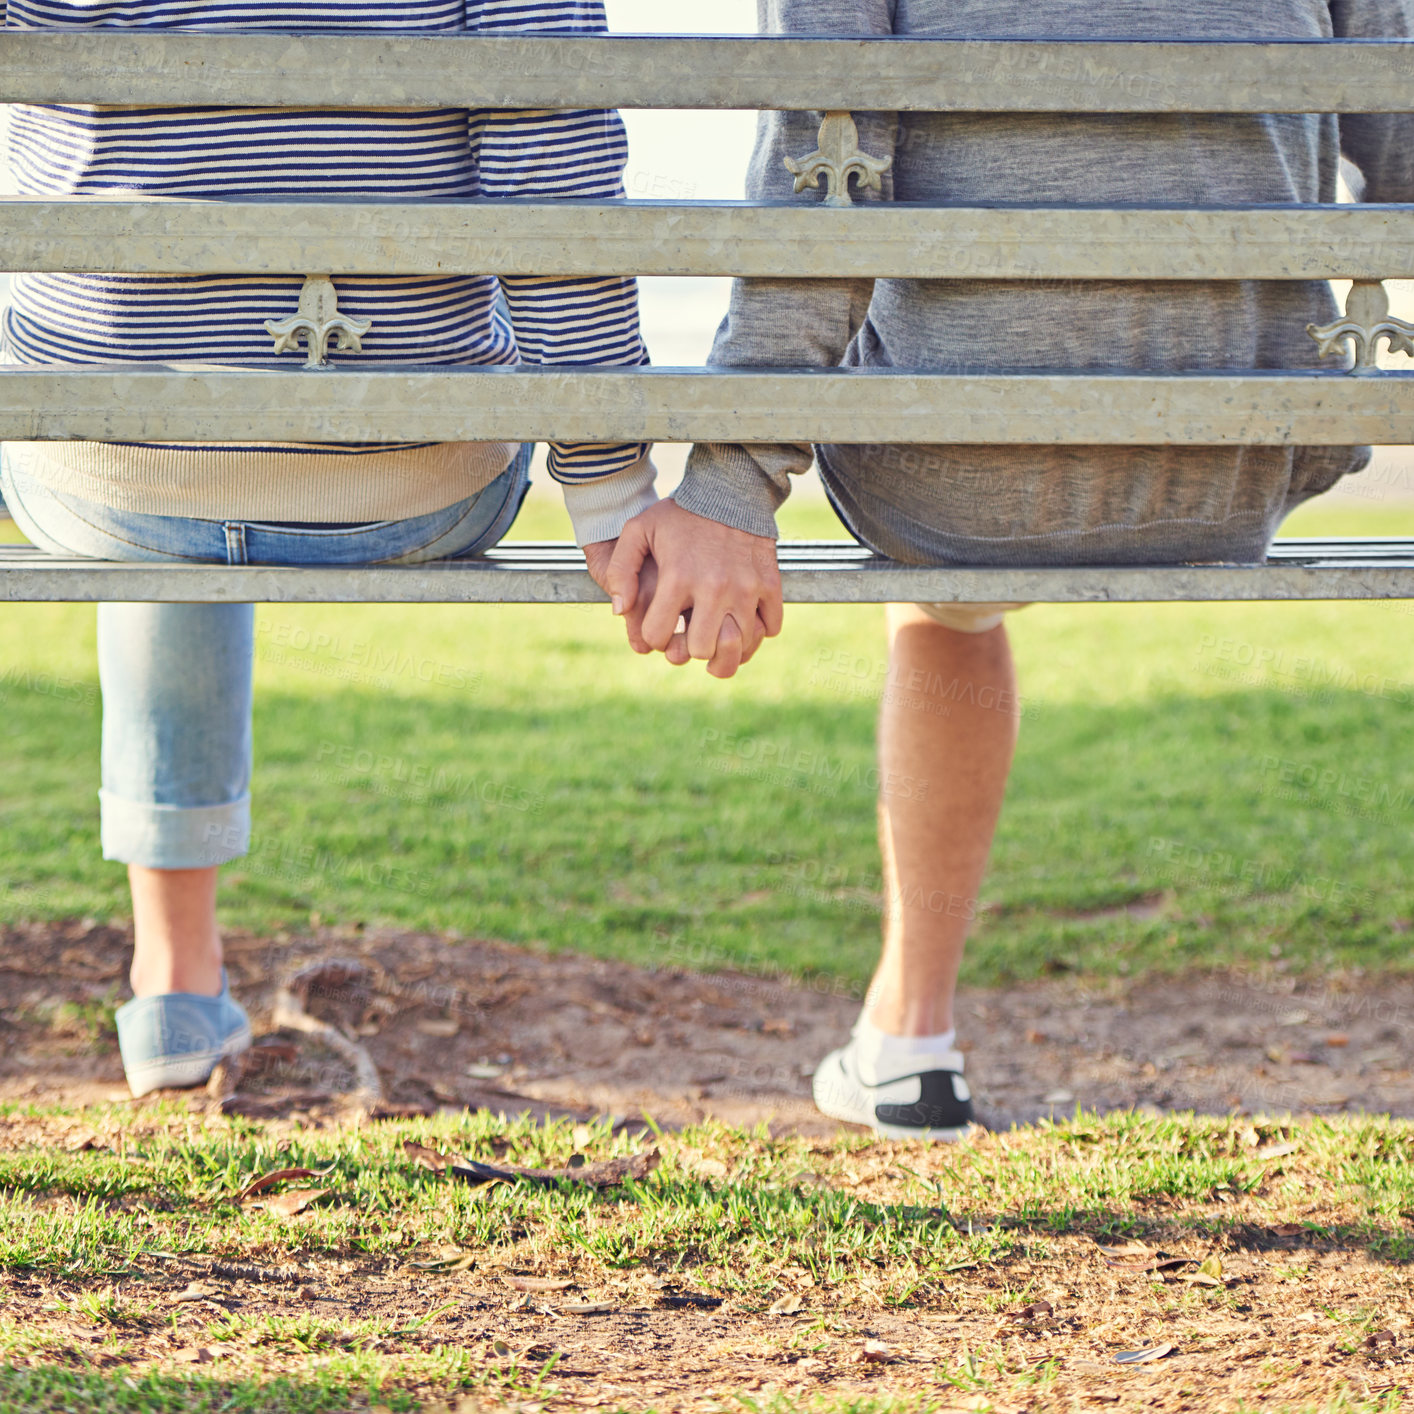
[271, 959, 384, 1106]
[205, 1053, 246, 1112]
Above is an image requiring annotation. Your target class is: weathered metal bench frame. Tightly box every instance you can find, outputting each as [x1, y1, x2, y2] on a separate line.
[1, 33, 1412, 605]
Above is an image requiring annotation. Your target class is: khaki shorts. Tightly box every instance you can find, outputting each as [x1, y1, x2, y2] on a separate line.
[913, 602, 1030, 634]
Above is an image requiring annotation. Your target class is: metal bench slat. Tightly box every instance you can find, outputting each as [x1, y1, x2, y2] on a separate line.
[4, 367, 1413, 445]
[4, 198, 1414, 281]
[4, 34, 1414, 112]
[3, 541, 1412, 604]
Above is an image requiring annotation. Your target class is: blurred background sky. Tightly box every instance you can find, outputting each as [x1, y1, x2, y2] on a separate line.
[605, 0, 758, 371]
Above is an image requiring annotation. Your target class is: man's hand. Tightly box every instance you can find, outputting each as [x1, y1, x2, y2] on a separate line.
[601, 499, 783, 680]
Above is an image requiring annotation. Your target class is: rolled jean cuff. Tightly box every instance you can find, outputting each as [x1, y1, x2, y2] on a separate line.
[99, 792, 252, 869]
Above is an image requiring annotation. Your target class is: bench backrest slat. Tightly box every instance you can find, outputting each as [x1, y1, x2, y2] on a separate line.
[4, 34, 1414, 112]
[2, 199, 1412, 281]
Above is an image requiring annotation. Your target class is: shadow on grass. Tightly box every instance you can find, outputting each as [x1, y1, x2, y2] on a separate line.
[984, 1210, 1414, 1266]
[3, 675, 1411, 987]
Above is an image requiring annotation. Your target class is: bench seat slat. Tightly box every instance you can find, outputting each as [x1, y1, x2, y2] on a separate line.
[3, 541, 1411, 604]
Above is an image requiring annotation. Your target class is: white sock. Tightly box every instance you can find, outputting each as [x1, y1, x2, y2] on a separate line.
[851, 1013, 960, 1086]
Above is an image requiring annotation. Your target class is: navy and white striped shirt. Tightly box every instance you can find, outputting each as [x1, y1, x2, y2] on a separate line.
[1, 0, 653, 527]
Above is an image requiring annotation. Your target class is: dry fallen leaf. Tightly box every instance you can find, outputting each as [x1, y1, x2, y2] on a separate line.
[1269, 1222, 1306, 1240]
[408, 1251, 475, 1273]
[259, 1187, 330, 1218]
[235, 1167, 324, 1202]
[505, 1276, 574, 1293]
[1008, 1299, 1054, 1320]
[1178, 1255, 1226, 1287]
[561, 1300, 614, 1315]
[166, 1282, 216, 1305]
[1115, 1343, 1177, 1364]
[174, 1347, 213, 1364]
[858, 1339, 891, 1363]
[402, 1140, 449, 1173]
[1096, 1241, 1151, 1259]
[1254, 1142, 1299, 1161]
[768, 1293, 805, 1315]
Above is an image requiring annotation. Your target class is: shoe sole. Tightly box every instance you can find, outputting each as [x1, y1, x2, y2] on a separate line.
[125, 1021, 253, 1098]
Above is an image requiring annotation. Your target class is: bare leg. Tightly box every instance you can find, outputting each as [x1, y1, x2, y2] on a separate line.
[128, 865, 224, 999]
[864, 606, 1020, 1037]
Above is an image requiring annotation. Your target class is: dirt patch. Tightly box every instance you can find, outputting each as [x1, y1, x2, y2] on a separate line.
[0, 919, 1410, 1128]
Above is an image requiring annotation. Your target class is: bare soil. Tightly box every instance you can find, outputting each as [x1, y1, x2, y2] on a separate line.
[2, 921, 1413, 1412]
[1, 919, 1410, 1128]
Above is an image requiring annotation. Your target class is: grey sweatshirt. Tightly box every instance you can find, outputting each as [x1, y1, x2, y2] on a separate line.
[677, 0, 1414, 566]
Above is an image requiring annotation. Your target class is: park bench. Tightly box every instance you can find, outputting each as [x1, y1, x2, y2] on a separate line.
[0, 31, 1412, 606]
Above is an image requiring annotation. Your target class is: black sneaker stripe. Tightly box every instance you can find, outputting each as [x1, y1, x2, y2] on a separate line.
[875, 1070, 973, 1131]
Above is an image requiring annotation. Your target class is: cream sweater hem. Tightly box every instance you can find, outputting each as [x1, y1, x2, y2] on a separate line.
[4, 439, 519, 523]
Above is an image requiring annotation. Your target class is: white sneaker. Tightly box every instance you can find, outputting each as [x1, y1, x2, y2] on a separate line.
[812, 1035, 975, 1141]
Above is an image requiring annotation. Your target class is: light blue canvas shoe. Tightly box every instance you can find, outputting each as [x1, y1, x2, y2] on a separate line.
[115, 971, 253, 1097]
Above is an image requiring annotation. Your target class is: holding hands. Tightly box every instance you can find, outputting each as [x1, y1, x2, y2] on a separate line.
[582, 500, 783, 680]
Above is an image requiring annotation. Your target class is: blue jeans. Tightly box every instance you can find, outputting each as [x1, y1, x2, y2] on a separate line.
[1, 444, 533, 869]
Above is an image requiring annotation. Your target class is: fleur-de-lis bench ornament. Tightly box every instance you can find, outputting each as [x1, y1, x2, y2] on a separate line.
[1307, 280, 1414, 376]
[785, 110, 892, 208]
[265, 274, 373, 369]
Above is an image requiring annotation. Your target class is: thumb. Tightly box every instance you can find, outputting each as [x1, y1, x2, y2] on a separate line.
[605, 519, 651, 616]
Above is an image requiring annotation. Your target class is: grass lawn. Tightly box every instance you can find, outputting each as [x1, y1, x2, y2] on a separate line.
[3, 493, 1411, 992]
[0, 1104, 1410, 1413]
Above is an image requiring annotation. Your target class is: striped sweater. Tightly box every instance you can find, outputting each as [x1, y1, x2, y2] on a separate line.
[0, 0, 657, 542]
